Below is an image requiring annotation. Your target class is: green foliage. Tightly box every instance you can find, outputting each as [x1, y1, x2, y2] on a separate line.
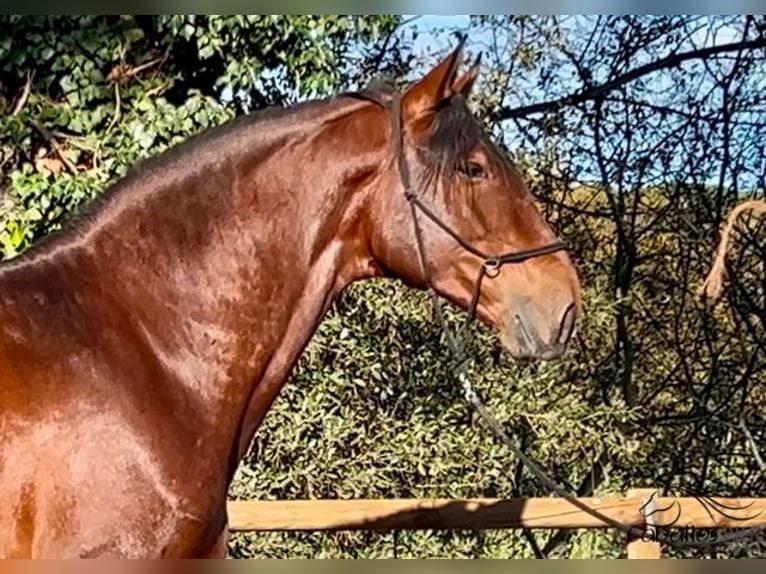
[0, 15, 402, 258]
[228, 278, 634, 558]
[1, 16, 763, 559]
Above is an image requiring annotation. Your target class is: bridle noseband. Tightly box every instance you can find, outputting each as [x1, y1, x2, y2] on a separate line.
[388, 90, 568, 325]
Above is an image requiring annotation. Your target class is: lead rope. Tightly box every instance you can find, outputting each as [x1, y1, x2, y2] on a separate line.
[388, 91, 766, 552]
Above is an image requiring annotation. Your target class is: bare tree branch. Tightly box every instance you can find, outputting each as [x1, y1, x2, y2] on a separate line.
[493, 38, 766, 121]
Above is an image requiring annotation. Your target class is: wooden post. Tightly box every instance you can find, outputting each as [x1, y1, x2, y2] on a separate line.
[626, 488, 662, 559]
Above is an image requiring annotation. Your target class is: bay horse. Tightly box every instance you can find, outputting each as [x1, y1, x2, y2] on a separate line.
[0, 40, 581, 558]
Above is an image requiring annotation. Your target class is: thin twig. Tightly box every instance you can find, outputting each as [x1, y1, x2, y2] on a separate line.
[107, 84, 122, 132]
[31, 121, 78, 176]
[739, 419, 766, 472]
[11, 70, 33, 116]
[125, 55, 165, 79]
[493, 38, 766, 121]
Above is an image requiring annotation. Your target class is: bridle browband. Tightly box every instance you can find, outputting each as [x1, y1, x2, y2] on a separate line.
[387, 90, 568, 325]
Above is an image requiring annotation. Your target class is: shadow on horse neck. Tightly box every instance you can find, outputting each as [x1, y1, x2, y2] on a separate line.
[0, 40, 581, 558]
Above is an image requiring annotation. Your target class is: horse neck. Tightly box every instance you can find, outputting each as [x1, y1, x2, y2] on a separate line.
[134, 100, 383, 375]
[4, 97, 389, 471]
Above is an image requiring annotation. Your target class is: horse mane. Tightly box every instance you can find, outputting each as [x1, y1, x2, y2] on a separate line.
[1, 75, 519, 270]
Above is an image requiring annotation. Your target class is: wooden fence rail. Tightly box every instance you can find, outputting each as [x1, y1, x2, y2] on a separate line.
[227, 489, 766, 558]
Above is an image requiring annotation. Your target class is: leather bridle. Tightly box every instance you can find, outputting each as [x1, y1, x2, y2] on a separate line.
[388, 90, 568, 326]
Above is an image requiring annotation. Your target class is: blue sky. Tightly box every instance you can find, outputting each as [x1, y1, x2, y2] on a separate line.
[396, 15, 760, 189]
[244, 15, 757, 189]
[405, 15, 471, 64]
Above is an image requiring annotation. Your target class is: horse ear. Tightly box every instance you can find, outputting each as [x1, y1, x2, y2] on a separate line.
[451, 52, 482, 98]
[401, 36, 467, 122]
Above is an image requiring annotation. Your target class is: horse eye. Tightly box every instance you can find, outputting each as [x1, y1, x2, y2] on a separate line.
[458, 161, 487, 180]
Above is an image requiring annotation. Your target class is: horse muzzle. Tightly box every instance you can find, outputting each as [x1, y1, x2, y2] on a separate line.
[502, 298, 577, 362]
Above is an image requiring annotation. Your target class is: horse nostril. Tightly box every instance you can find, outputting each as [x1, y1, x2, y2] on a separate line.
[557, 303, 577, 345]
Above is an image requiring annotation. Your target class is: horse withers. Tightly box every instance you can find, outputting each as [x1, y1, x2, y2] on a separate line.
[0, 39, 581, 557]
